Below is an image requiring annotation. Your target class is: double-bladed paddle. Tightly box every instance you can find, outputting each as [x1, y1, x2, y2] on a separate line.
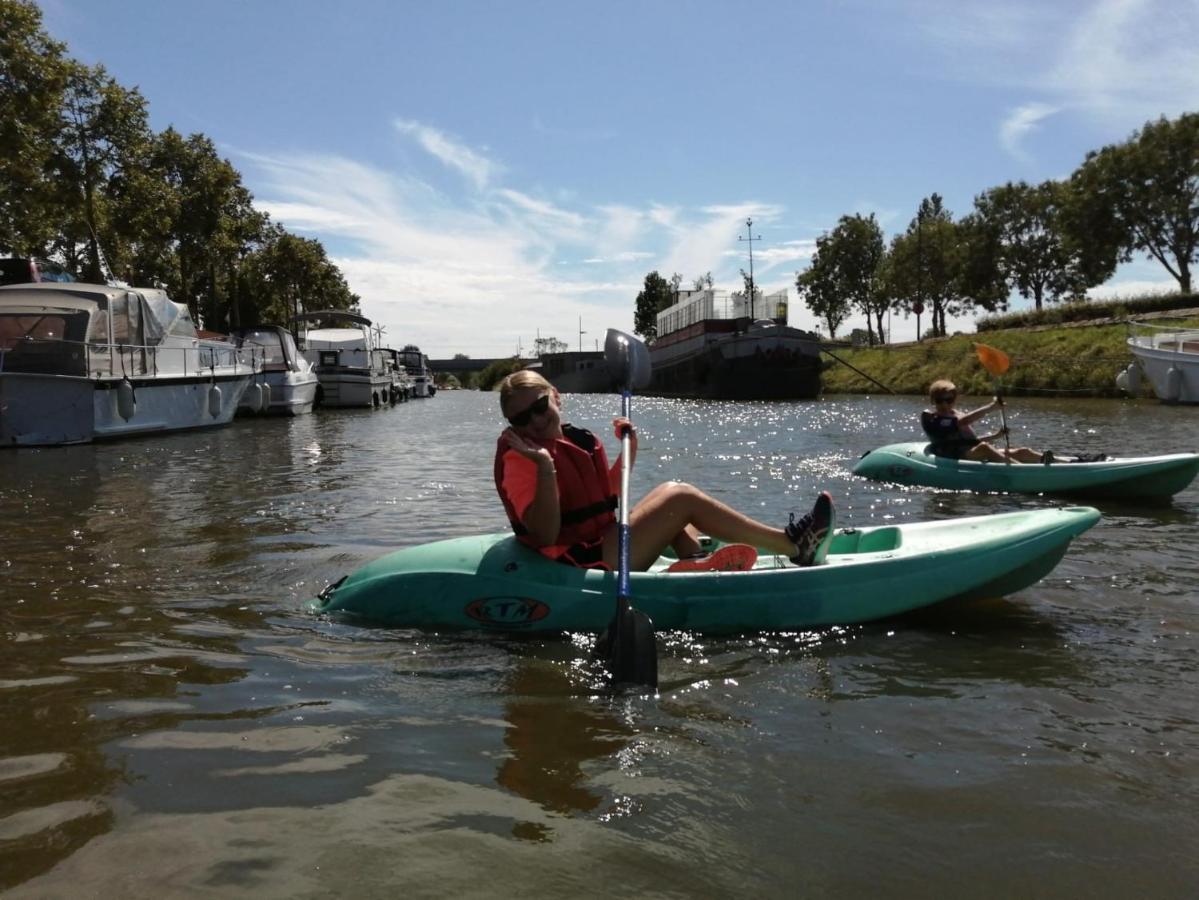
[974, 342, 1012, 464]
[593, 328, 657, 689]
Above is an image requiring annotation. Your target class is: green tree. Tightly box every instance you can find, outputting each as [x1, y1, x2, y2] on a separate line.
[478, 356, 523, 391]
[795, 245, 850, 338]
[51, 61, 154, 281]
[240, 226, 358, 325]
[796, 214, 884, 341]
[534, 336, 567, 356]
[886, 196, 966, 338]
[971, 180, 1094, 310]
[633, 270, 675, 340]
[1067, 113, 1199, 293]
[0, 0, 70, 257]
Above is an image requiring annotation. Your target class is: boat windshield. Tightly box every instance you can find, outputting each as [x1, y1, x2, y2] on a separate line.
[0, 310, 90, 348]
[237, 329, 290, 367]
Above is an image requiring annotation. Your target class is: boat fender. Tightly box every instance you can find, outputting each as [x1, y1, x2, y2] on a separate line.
[208, 384, 222, 418]
[116, 378, 136, 421]
[244, 383, 263, 413]
[1116, 361, 1142, 397]
[258, 382, 272, 410]
[1165, 366, 1183, 403]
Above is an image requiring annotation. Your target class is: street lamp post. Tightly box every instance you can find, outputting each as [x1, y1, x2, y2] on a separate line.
[739, 217, 760, 320]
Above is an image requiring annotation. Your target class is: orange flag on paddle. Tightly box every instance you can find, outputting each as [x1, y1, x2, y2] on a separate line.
[974, 343, 1011, 377]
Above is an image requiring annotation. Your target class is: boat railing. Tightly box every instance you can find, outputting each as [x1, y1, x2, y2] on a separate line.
[1127, 318, 1199, 354]
[0, 334, 257, 378]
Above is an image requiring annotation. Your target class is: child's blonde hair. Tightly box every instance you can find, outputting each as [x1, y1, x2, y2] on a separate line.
[928, 379, 957, 404]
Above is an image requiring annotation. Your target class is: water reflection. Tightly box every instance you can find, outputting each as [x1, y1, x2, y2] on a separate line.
[494, 649, 632, 836]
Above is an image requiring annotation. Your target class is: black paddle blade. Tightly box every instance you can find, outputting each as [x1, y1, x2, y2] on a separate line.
[593, 603, 658, 689]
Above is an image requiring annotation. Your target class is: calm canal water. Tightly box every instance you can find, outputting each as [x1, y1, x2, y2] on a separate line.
[2, 391, 1197, 897]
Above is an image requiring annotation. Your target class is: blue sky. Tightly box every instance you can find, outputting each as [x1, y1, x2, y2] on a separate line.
[40, 0, 1199, 355]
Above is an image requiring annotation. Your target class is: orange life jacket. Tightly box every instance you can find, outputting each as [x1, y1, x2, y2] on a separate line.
[494, 424, 617, 565]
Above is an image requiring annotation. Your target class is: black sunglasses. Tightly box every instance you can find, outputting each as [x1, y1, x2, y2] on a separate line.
[508, 393, 551, 427]
[934, 393, 956, 403]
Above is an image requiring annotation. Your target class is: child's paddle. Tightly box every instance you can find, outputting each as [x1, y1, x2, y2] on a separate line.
[974, 343, 1012, 465]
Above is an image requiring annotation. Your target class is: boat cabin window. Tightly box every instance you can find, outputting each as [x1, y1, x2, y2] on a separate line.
[0, 310, 90, 375]
[0, 311, 89, 348]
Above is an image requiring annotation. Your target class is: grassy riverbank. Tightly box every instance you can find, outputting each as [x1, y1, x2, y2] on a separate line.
[821, 323, 1135, 398]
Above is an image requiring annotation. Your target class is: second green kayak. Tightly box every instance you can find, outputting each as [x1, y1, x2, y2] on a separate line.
[853, 442, 1199, 499]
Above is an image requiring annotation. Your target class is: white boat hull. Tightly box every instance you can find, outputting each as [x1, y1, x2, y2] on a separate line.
[238, 371, 319, 416]
[315, 371, 393, 408]
[1, 371, 253, 446]
[1127, 332, 1199, 404]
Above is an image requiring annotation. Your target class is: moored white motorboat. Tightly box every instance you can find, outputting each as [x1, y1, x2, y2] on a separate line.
[232, 325, 318, 416]
[398, 344, 436, 398]
[295, 310, 393, 408]
[0, 283, 255, 446]
[1118, 318, 1199, 404]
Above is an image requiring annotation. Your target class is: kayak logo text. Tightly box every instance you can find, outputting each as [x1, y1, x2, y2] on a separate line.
[465, 596, 551, 627]
[887, 465, 912, 479]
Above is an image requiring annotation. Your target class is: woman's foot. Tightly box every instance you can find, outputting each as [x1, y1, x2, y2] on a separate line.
[786, 491, 836, 567]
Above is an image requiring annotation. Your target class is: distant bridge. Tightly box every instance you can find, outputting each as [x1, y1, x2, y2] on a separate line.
[428, 357, 509, 373]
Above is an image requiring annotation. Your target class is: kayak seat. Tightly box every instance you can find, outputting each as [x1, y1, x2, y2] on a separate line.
[828, 526, 902, 555]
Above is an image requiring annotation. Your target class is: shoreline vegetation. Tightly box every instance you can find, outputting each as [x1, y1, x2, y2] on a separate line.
[822, 296, 1199, 399]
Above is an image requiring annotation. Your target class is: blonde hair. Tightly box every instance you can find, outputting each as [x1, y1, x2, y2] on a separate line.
[928, 379, 957, 403]
[498, 369, 553, 416]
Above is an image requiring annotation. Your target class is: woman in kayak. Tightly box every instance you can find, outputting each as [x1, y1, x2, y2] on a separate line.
[495, 370, 834, 571]
[922, 379, 1051, 463]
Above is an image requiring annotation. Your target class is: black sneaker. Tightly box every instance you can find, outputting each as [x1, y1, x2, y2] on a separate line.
[786, 491, 836, 567]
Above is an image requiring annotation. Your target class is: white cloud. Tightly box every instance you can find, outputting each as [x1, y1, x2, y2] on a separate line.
[905, 0, 1199, 158]
[242, 146, 816, 356]
[1087, 278, 1178, 300]
[999, 102, 1060, 160]
[393, 119, 498, 191]
[1048, 0, 1199, 122]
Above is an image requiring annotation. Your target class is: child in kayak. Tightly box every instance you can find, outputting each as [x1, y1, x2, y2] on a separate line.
[494, 370, 834, 571]
[921, 379, 1050, 463]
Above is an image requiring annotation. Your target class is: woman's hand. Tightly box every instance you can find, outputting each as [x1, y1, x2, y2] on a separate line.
[502, 428, 554, 470]
[612, 416, 636, 443]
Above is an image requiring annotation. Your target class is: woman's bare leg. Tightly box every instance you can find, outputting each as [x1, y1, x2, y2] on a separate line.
[603, 481, 797, 570]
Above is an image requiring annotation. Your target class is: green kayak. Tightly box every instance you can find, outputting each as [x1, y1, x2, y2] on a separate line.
[853, 442, 1199, 499]
[310, 506, 1100, 634]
